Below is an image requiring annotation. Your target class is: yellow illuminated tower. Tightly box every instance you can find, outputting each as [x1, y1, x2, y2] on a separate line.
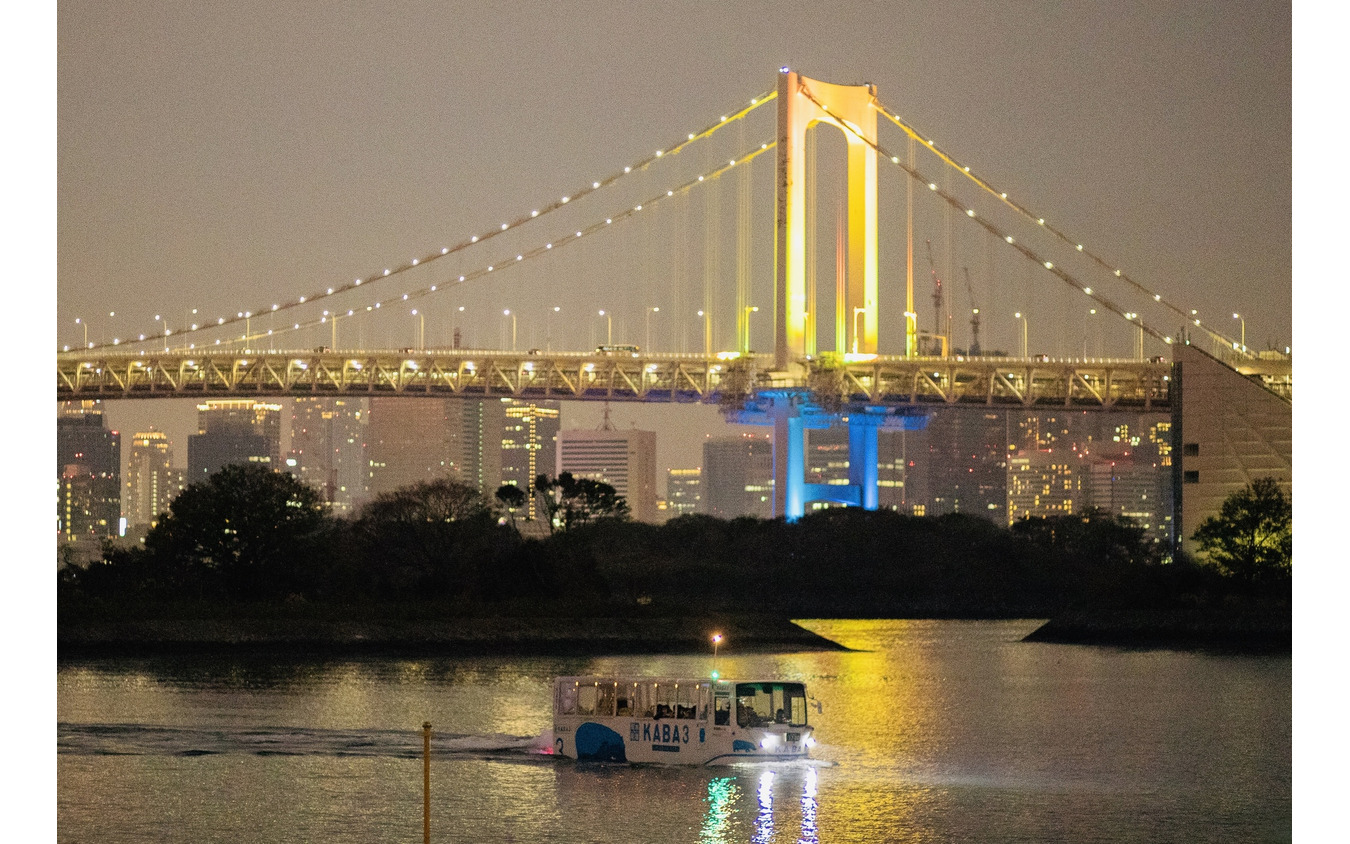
[774, 69, 878, 371]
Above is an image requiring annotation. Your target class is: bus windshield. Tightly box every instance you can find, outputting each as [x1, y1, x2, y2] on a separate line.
[735, 682, 808, 728]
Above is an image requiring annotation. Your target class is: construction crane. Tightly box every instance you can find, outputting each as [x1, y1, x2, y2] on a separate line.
[963, 266, 981, 356]
[924, 240, 943, 337]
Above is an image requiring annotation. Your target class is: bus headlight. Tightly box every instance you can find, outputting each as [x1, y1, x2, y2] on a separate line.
[760, 734, 779, 749]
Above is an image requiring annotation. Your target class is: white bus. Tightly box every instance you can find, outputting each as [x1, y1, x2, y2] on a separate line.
[552, 676, 816, 765]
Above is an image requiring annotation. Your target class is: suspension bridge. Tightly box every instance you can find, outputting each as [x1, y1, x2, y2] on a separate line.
[56, 69, 1290, 518]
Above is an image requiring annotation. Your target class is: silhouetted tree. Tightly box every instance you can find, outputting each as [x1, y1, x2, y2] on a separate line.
[352, 478, 503, 597]
[534, 472, 630, 533]
[142, 463, 329, 599]
[495, 483, 529, 533]
[1192, 477, 1292, 584]
[359, 478, 491, 524]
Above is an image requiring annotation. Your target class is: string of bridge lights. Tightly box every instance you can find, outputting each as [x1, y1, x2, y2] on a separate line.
[871, 98, 1231, 349]
[103, 139, 779, 352]
[794, 82, 1183, 348]
[66, 90, 779, 354]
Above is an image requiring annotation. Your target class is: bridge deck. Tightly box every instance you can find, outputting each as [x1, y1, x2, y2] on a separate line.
[57, 349, 1189, 411]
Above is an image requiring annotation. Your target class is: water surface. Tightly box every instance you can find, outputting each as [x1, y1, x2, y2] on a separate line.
[58, 619, 1291, 842]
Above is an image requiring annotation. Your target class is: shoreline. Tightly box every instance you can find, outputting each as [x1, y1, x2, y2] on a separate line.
[57, 615, 851, 658]
[1023, 607, 1291, 653]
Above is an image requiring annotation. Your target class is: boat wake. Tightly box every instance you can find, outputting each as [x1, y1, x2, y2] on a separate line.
[58, 723, 555, 761]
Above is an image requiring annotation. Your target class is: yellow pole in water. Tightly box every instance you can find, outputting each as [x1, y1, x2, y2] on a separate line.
[422, 721, 432, 844]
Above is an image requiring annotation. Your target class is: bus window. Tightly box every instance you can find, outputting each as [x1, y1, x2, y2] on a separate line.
[714, 690, 731, 726]
[675, 683, 696, 719]
[560, 683, 578, 715]
[596, 683, 616, 717]
[577, 684, 597, 716]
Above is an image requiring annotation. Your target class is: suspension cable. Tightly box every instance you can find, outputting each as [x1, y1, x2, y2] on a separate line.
[80, 90, 778, 354]
[793, 82, 1173, 348]
[869, 96, 1240, 352]
[167, 141, 779, 351]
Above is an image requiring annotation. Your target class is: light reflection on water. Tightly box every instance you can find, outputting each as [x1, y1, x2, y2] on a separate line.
[58, 620, 1290, 843]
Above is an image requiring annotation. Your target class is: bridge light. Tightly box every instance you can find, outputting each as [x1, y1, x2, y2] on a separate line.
[411, 259, 418, 265]
[1154, 294, 1161, 301]
[1006, 236, 1014, 243]
[928, 183, 936, 190]
[966, 209, 975, 217]
[656, 150, 663, 157]
[1001, 193, 1007, 198]
[546, 244, 552, 249]
[1044, 262, 1053, 269]
[593, 180, 600, 188]
[471, 236, 478, 242]
[531, 210, 538, 217]
[668, 190, 673, 196]
[891, 156, 899, 163]
[501, 223, 509, 230]
[517, 255, 523, 261]
[1084, 287, 1092, 295]
[606, 218, 612, 224]
[624, 166, 631, 173]
[562, 196, 570, 203]
[1076, 244, 1083, 251]
[698, 175, 704, 181]
[687, 133, 695, 140]
[1038, 218, 1045, 225]
[442, 247, 449, 253]
[780, 66, 789, 73]
[460, 275, 467, 281]
[721, 115, 727, 121]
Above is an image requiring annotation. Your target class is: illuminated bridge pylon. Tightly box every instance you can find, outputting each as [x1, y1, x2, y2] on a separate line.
[773, 69, 880, 373]
[753, 70, 905, 521]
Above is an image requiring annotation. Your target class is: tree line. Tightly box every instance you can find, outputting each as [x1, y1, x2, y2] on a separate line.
[59, 464, 1291, 618]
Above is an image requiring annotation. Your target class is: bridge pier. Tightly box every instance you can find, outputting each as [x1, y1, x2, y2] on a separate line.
[728, 389, 927, 521]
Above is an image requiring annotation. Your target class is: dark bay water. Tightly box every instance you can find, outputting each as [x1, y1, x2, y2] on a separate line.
[57, 620, 1291, 842]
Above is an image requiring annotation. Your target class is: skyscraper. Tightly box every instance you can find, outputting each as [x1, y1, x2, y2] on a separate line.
[57, 401, 121, 554]
[701, 434, 774, 519]
[556, 427, 658, 522]
[288, 397, 368, 513]
[1007, 448, 1083, 523]
[924, 409, 1008, 522]
[125, 428, 182, 531]
[500, 399, 560, 520]
[665, 468, 702, 518]
[187, 400, 282, 479]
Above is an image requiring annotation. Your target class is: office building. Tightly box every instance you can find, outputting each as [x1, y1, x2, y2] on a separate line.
[1007, 449, 1084, 523]
[556, 427, 658, 522]
[125, 428, 183, 531]
[701, 434, 774, 519]
[187, 400, 282, 479]
[57, 401, 121, 552]
[288, 397, 368, 513]
[665, 468, 701, 518]
[925, 409, 1008, 522]
[500, 399, 561, 520]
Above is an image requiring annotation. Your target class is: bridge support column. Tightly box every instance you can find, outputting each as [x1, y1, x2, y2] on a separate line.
[767, 391, 809, 521]
[848, 411, 882, 511]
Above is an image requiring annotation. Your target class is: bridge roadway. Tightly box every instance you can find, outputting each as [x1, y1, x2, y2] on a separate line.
[56, 348, 1190, 411]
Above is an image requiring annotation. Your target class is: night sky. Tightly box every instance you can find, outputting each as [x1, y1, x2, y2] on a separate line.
[52, 1, 1293, 475]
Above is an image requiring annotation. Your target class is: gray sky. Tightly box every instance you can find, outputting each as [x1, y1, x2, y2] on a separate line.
[52, 0, 1294, 482]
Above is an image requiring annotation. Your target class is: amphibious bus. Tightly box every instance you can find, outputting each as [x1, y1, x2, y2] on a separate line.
[552, 676, 815, 765]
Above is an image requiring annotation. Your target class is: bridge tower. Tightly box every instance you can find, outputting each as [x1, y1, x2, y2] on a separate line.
[736, 71, 923, 521]
[774, 69, 879, 372]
